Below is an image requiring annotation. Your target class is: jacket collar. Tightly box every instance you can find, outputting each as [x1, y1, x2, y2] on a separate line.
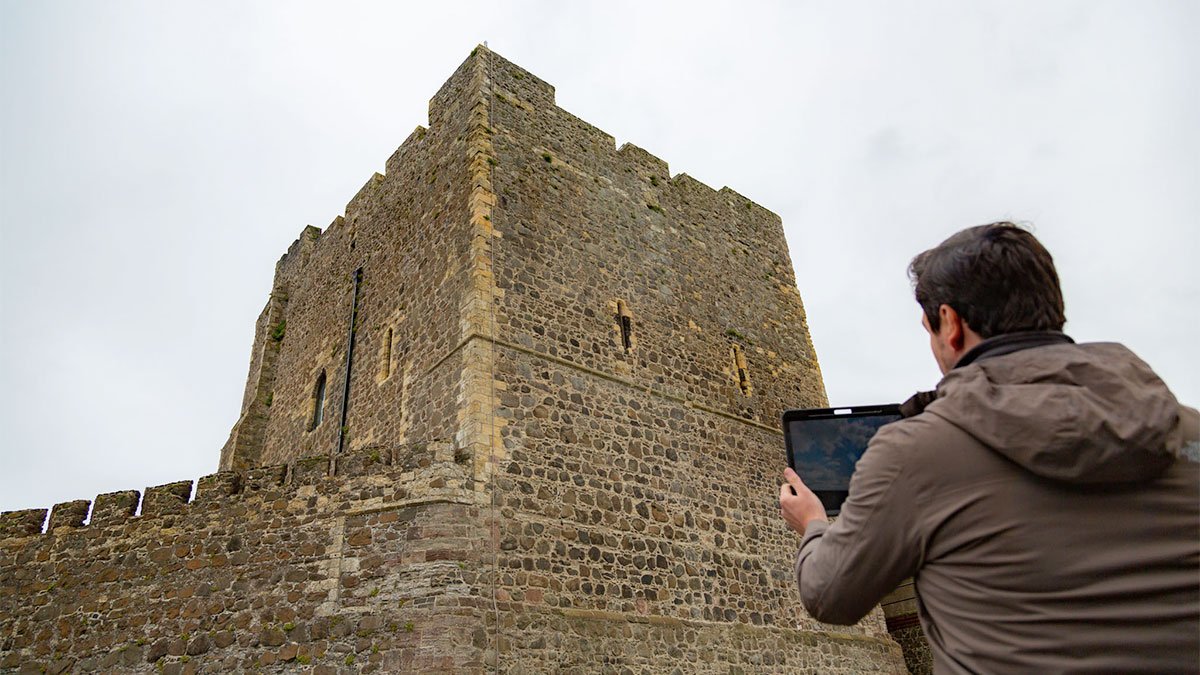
[954, 330, 1075, 370]
[900, 330, 1075, 419]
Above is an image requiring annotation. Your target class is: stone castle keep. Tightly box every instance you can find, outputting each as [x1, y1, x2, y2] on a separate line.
[1, 48, 914, 672]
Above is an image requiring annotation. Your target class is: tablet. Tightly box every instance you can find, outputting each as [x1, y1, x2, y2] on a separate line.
[782, 404, 902, 515]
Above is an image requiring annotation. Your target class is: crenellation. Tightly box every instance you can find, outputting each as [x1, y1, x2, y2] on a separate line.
[345, 171, 384, 221]
[0, 509, 46, 539]
[429, 47, 491, 128]
[194, 471, 240, 503]
[243, 463, 287, 492]
[385, 125, 429, 176]
[485, 47, 555, 109]
[47, 499, 89, 530]
[291, 454, 332, 486]
[280, 224, 322, 267]
[1, 448, 462, 548]
[555, 107, 617, 152]
[717, 185, 781, 234]
[617, 142, 670, 179]
[141, 481, 193, 517]
[668, 171, 717, 198]
[90, 489, 140, 526]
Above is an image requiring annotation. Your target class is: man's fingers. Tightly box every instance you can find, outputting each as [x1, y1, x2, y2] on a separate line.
[784, 467, 806, 490]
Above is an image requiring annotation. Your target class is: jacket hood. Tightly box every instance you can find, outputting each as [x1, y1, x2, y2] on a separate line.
[926, 341, 1184, 483]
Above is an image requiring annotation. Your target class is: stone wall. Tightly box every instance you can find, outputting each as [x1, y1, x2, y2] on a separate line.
[2, 46, 917, 673]
[471, 46, 902, 670]
[882, 579, 932, 674]
[220, 50, 487, 472]
[1, 448, 489, 673]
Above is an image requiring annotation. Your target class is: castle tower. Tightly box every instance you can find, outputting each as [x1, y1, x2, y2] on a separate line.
[1, 47, 909, 672]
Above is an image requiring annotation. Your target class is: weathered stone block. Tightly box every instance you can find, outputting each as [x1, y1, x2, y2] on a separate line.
[0, 509, 47, 538]
[243, 464, 286, 492]
[194, 471, 240, 503]
[142, 481, 193, 517]
[47, 499, 89, 530]
[90, 490, 139, 527]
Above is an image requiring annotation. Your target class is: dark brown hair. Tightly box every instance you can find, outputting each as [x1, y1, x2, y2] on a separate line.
[908, 222, 1065, 338]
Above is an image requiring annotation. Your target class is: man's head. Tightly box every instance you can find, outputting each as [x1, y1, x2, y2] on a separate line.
[909, 222, 1065, 373]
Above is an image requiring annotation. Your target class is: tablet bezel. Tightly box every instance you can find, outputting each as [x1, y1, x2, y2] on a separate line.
[781, 404, 902, 515]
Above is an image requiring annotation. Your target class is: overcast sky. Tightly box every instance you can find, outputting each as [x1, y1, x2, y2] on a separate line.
[1, 1, 1196, 514]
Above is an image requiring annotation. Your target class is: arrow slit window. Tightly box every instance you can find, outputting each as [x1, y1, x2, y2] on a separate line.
[732, 344, 752, 395]
[616, 300, 634, 353]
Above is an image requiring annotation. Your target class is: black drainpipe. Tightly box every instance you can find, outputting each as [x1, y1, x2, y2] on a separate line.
[337, 267, 363, 455]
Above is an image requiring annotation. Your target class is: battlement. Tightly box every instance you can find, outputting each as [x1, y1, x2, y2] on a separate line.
[1, 440, 470, 545]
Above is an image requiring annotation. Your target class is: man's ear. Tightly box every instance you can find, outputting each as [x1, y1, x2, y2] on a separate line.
[937, 304, 965, 350]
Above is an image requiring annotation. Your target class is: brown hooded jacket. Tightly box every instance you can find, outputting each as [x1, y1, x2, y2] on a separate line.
[795, 340, 1199, 674]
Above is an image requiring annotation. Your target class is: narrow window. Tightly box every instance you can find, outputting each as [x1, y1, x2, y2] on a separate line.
[310, 371, 327, 430]
[616, 300, 634, 353]
[732, 345, 752, 395]
[380, 328, 393, 380]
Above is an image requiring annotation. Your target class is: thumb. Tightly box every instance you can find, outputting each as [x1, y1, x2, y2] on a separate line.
[784, 467, 806, 490]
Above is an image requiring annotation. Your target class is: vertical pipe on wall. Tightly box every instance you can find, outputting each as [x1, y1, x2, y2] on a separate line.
[337, 267, 364, 455]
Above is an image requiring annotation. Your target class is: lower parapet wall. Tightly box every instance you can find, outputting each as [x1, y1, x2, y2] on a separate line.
[0, 444, 490, 673]
[1, 443, 907, 673]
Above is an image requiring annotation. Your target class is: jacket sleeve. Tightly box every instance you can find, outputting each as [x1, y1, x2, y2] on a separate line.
[794, 421, 926, 625]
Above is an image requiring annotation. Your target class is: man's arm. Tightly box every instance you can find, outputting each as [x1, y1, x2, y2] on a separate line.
[781, 423, 926, 625]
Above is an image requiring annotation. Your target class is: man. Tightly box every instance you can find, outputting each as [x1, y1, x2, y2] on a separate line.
[780, 223, 1199, 673]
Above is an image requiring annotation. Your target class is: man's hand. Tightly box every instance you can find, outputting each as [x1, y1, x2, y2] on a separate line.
[779, 467, 828, 535]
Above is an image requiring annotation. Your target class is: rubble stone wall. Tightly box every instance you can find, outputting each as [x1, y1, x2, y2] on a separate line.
[220, 49, 486, 472]
[2, 47, 917, 673]
[1, 447, 489, 673]
[475, 47, 903, 670]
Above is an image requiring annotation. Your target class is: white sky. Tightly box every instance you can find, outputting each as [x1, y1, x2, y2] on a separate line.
[1, 1, 1196, 514]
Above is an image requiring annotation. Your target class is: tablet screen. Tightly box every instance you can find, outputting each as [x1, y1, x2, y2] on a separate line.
[783, 405, 901, 515]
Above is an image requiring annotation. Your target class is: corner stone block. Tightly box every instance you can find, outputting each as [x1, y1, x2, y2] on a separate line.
[335, 447, 391, 478]
[142, 481, 193, 517]
[244, 464, 287, 493]
[195, 471, 241, 504]
[91, 490, 140, 527]
[292, 455, 332, 486]
[0, 508, 47, 538]
[48, 500, 90, 530]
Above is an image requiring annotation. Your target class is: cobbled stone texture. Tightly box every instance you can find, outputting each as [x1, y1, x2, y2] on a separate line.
[0, 46, 916, 673]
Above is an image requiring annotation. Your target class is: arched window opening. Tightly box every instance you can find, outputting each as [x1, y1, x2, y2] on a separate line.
[310, 371, 327, 430]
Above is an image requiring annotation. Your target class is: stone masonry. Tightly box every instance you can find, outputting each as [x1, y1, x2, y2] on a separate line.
[1, 47, 914, 673]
